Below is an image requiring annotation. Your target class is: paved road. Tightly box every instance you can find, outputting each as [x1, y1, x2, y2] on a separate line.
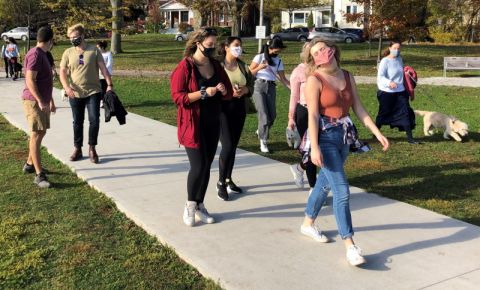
[1, 77, 479, 289]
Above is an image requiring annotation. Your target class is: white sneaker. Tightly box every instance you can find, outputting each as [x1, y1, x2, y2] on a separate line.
[196, 203, 215, 224]
[290, 164, 304, 188]
[346, 245, 366, 266]
[260, 139, 269, 153]
[183, 201, 197, 226]
[300, 225, 329, 243]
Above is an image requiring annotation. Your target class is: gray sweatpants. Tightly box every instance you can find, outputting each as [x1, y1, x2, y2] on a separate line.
[253, 79, 277, 140]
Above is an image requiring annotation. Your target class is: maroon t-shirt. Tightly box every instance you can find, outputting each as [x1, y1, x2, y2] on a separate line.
[22, 47, 53, 103]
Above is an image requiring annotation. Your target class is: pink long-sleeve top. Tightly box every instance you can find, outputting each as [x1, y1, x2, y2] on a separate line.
[288, 63, 307, 121]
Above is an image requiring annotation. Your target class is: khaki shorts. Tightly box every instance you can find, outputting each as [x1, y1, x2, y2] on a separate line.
[23, 100, 50, 132]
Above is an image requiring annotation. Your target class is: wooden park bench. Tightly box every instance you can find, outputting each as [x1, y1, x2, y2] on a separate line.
[443, 57, 480, 77]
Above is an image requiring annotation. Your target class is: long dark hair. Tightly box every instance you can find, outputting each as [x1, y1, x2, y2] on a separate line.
[383, 40, 401, 57]
[219, 36, 241, 59]
[261, 37, 286, 65]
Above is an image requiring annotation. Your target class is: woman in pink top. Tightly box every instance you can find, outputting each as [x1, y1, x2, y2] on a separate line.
[288, 42, 317, 191]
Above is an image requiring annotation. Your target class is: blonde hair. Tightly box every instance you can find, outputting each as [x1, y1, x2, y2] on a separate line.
[184, 28, 218, 57]
[306, 37, 341, 75]
[300, 41, 312, 64]
[67, 23, 85, 37]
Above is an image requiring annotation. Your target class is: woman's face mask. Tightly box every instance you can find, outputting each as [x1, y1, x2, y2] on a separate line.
[200, 43, 216, 57]
[390, 49, 400, 57]
[313, 46, 335, 66]
[230, 46, 242, 58]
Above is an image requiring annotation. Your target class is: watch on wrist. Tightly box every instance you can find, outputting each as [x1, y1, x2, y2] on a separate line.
[200, 87, 207, 100]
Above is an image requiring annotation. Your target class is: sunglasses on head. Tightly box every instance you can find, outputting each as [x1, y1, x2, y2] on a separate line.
[79, 54, 84, 65]
[201, 27, 217, 37]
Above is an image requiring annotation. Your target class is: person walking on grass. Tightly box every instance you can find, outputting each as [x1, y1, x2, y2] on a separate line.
[302, 38, 389, 266]
[170, 28, 233, 226]
[376, 40, 419, 144]
[5, 37, 20, 80]
[2, 38, 9, 78]
[21, 26, 56, 188]
[216, 36, 254, 201]
[287, 41, 317, 192]
[60, 24, 113, 164]
[96, 40, 113, 108]
[249, 37, 290, 153]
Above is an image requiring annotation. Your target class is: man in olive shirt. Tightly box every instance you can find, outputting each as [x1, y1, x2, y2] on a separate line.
[60, 23, 113, 163]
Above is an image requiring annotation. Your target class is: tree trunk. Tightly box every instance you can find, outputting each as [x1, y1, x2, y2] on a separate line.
[229, 1, 241, 36]
[111, 0, 123, 54]
[377, 28, 383, 65]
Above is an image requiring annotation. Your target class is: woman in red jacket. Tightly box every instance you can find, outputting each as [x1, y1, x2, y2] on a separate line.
[170, 28, 233, 227]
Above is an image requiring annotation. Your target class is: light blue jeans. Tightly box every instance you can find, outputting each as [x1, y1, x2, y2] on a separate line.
[304, 124, 353, 240]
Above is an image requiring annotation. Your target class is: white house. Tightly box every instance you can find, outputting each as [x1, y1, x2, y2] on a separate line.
[159, 0, 195, 29]
[280, 0, 364, 29]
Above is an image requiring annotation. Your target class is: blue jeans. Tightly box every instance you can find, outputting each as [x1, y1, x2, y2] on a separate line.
[69, 93, 101, 148]
[305, 125, 353, 239]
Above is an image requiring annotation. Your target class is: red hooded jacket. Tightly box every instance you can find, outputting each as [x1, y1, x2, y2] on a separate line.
[170, 57, 233, 149]
[403, 65, 417, 99]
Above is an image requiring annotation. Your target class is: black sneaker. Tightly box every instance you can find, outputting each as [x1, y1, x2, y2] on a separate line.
[34, 172, 51, 188]
[22, 163, 35, 174]
[216, 181, 229, 201]
[226, 180, 243, 194]
[22, 163, 47, 174]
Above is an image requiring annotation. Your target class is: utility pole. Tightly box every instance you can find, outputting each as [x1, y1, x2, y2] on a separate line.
[258, 0, 264, 53]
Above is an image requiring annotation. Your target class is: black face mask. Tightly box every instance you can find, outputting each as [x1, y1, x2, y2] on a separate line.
[71, 37, 82, 47]
[200, 44, 216, 58]
[269, 53, 279, 58]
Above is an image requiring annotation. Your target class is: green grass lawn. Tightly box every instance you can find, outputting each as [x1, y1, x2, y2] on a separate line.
[115, 76, 480, 226]
[12, 34, 479, 77]
[0, 116, 221, 289]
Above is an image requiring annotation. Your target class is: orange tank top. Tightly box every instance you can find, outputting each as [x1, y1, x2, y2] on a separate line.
[314, 70, 354, 119]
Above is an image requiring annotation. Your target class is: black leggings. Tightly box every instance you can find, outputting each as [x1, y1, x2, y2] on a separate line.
[185, 99, 220, 203]
[219, 98, 246, 183]
[295, 103, 317, 188]
[3, 57, 8, 76]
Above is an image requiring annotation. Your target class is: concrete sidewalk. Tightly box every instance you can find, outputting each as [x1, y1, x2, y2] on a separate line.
[1, 77, 480, 290]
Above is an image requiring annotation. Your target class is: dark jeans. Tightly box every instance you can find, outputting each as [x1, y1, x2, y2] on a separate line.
[295, 103, 317, 188]
[185, 98, 221, 203]
[3, 57, 8, 76]
[100, 79, 107, 100]
[219, 98, 246, 183]
[69, 93, 101, 148]
[8, 57, 17, 77]
[375, 90, 415, 132]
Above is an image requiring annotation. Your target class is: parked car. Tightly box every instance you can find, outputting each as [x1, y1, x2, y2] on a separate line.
[270, 27, 309, 42]
[308, 27, 361, 43]
[341, 28, 364, 41]
[174, 26, 194, 41]
[1, 27, 36, 41]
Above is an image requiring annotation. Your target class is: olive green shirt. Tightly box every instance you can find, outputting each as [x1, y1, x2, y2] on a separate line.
[60, 44, 104, 98]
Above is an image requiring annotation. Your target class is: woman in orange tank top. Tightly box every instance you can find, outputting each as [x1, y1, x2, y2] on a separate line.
[300, 37, 390, 266]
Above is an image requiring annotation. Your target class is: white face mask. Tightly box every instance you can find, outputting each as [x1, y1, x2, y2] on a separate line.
[230, 46, 242, 58]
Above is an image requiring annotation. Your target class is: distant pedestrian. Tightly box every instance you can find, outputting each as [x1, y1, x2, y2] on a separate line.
[287, 41, 317, 191]
[59, 24, 114, 164]
[376, 40, 418, 144]
[97, 40, 113, 108]
[170, 28, 233, 226]
[5, 37, 20, 80]
[1, 38, 9, 78]
[249, 37, 290, 153]
[21, 26, 56, 188]
[216, 36, 254, 201]
[302, 38, 389, 266]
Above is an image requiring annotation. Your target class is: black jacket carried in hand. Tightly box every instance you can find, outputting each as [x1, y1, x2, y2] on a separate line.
[104, 90, 128, 125]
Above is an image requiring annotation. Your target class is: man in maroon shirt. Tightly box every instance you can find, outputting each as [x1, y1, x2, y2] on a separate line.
[21, 26, 55, 188]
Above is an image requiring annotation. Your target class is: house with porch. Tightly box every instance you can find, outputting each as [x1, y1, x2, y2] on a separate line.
[158, 0, 233, 29]
[281, 0, 364, 29]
